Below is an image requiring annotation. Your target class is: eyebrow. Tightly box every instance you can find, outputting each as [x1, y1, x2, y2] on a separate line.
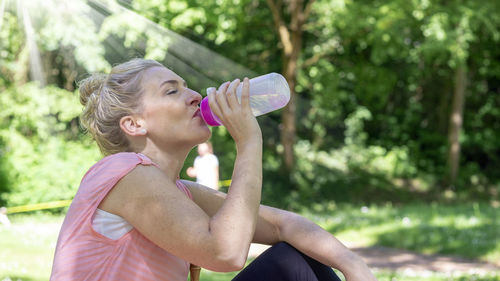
[160, 79, 187, 88]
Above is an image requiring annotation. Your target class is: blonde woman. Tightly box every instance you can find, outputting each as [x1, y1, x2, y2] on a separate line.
[50, 59, 377, 281]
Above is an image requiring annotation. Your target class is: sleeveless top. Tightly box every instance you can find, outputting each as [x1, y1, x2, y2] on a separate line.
[50, 152, 192, 281]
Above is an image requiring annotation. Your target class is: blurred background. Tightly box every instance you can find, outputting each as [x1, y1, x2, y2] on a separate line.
[0, 0, 499, 280]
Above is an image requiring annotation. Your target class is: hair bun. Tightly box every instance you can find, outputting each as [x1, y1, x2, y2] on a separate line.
[79, 74, 108, 106]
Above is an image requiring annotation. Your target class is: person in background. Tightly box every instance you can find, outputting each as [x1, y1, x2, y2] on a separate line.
[0, 207, 11, 227]
[50, 58, 378, 281]
[187, 142, 219, 190]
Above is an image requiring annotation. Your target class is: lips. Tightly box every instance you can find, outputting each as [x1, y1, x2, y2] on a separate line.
[193, 108, 201, 118]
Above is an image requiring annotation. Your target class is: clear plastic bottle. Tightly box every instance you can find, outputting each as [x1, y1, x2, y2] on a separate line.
[200, 73, 290, 126]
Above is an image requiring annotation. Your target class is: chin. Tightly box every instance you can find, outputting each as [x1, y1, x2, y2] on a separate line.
[198, 126, 212, 142]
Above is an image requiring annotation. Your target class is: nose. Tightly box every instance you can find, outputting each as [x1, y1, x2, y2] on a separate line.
[187, 88, 202, 106]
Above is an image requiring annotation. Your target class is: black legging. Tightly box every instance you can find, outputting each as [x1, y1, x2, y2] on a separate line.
[232, 242, 342, 281]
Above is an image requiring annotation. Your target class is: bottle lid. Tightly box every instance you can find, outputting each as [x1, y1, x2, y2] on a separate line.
[200, 97, 222, 126]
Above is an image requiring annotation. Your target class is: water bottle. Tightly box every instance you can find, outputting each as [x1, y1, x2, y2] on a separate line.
[200, 73, 290, 126]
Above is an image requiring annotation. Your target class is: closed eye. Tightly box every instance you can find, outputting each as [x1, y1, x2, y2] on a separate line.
[160, 79, 187, 95]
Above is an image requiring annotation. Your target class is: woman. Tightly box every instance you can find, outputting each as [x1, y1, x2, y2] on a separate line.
[50, 59, 378, 281]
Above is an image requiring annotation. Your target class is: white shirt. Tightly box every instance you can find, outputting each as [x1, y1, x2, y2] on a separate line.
[194, 153, 219, 189]
[92, 208, 132, 240]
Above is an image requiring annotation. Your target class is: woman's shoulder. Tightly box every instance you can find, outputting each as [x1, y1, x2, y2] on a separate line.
[83, 152, 155, 181]
[99, 152, 155, 166]
[102, 151, 150, 162]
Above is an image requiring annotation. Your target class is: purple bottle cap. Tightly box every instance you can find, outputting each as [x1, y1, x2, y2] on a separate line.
[200, 97, 222, 126]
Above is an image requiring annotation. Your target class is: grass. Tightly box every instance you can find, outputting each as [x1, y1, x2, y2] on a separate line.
[198, 269, 500, 281]
[0, 214, 61, 281]
[302, 201, 500, 264]
[0, 203, 499, 281]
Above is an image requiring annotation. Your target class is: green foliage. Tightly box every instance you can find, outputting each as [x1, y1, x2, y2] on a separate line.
[0, 83, 100, 206]
[131, 0, 278, 74]
[299, 0, 500, 197]
[292, 122, 422, 206]
[131, 0, 500, 205]
[0, 9, 24, 85]
[28, 0, 110, 73]
[0, 0, 499, 208]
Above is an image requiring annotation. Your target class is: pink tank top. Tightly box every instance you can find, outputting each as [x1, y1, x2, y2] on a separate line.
[50, 152, 192, 281]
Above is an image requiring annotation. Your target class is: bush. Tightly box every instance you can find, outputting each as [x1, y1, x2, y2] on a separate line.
[0, 83, 100, 207]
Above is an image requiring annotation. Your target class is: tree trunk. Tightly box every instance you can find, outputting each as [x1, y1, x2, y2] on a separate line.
[447, 64, 467, 188]
[281, 60, 298, 171]
[266, 0, 314, 171]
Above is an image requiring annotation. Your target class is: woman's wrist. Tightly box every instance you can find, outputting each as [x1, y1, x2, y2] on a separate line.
[340, 252, 377, 281]
[236, 137, 262, 154]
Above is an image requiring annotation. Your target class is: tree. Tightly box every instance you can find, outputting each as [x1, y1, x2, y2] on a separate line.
[266, 0, 315, 172]
[447, 63, 466, 187]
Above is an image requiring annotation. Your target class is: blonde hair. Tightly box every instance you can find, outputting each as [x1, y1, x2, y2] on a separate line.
[79, 58, 163, 155]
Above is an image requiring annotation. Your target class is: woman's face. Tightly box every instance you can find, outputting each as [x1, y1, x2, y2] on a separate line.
[138, 66, 210, 149]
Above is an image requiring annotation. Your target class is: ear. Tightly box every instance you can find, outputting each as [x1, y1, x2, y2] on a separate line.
[120, 115, 147, 136]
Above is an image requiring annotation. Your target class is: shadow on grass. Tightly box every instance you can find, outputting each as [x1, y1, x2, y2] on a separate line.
[374, 223, 499, 261]
[453, 276, 500, 281]
[322, 202, 499, 262]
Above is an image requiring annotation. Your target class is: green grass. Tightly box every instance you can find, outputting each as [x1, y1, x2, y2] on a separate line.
[1, 203, 499, 281]
[368, 270, 500, 281]
[199, 269, 500, 281]
[303, 201, 500, 264]
[0, 213, 62, 281]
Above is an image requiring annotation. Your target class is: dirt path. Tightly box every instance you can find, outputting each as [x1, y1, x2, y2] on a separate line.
[350, 246, 499, 274]
[248, 243, 500, 274]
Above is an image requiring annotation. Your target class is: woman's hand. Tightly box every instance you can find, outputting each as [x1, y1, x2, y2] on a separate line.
[208, 78, 262, 149]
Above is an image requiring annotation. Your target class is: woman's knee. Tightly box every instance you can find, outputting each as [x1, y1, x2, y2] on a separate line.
[268, 242, 295, 254]
[265, 242, 300, 260]
[233, 242, 340, 281]
[263, 242, 341, 281]
[263, 242, 306, 268]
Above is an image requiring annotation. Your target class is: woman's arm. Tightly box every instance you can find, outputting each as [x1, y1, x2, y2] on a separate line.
[183, 181, 281, 245]
[184, 181, 377, 281]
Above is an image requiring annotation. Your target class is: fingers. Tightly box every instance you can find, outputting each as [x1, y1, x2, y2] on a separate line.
[210, 78, 240, 113]
[208, 78, 250, 126]
[207, 77, 261, 143]
[226, 79, 240, 110]
[240, 77, 250, 109]
[207, 87, 222, 121]
[214, 81, 231, 112]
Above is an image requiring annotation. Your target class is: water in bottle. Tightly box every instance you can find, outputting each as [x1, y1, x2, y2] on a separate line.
[200, 73, 290, 126]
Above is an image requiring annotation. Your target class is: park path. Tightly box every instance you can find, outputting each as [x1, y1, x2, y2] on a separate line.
[248, 243, 500, 274]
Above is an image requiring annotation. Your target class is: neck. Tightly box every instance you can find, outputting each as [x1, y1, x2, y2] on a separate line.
[138, 143, 191, 181]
